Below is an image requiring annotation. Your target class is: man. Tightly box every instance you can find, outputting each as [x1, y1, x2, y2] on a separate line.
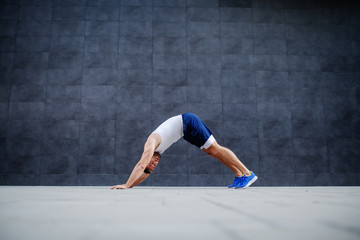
[110, 113, 257, 190]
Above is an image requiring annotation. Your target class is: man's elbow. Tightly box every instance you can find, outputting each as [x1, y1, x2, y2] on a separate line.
[142, 149, 154, 159]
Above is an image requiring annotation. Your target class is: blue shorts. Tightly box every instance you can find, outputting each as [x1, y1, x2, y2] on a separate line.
[182, 113, 214, 149]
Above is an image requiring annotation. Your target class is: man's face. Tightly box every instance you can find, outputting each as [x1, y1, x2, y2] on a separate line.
[146, 155, 160, 171]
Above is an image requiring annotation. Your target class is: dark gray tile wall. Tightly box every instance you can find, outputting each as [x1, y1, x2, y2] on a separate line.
[0, 0, 359, 186]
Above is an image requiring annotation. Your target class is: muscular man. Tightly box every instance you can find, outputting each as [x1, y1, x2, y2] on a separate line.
[110, 113, 257, 190]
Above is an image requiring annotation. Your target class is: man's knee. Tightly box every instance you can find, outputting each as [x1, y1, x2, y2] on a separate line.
[203, 142, 222, 157]
[205, 149, 218, 156]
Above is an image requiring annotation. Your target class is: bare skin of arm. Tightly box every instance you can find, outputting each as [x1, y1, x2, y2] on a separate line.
[110, 133, 161, 190]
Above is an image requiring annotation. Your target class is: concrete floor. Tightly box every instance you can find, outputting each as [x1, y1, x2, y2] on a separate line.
[0, 187, 359, 240]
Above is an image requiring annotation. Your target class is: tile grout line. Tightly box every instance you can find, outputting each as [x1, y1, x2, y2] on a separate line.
[282, 7, 296, 185]
[218, 2, 225, 184]
[251, 5, 261, 179]
[185, 1, 189, 185]
[150, 0, 154, 186]
[114, 0, 121, 183]
[40, 0, 49, 185]
[40, 0, 55, 185]
[77, 0, 88, 185]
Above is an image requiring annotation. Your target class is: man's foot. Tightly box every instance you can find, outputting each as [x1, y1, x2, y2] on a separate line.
[235, 172, 258, 189]
[227, 175, 245, 188]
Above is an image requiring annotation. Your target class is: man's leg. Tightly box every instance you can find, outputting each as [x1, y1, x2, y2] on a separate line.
[202, 140, 251, 177]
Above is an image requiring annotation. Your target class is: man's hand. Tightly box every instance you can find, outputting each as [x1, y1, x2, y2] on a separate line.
[110, 184, 130, 190]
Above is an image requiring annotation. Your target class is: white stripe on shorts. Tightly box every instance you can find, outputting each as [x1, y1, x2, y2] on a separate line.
[200, 135, 215, 149]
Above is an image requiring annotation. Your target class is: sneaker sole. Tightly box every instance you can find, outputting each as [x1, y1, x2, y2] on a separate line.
[236, 176, 258, 189]
[242, 176, 258, 188]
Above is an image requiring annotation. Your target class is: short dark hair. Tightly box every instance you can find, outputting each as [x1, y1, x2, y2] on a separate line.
[153, 152, 161, 159]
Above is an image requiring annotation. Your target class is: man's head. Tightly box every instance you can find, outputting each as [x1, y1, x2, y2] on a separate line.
[144, 152, 161, 174]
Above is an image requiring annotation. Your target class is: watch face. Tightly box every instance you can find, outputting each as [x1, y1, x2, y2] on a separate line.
[144, 168, 152, 174]
[146, 155, 160, 171]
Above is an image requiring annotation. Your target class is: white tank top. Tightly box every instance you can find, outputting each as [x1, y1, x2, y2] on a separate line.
[152, 115, 184, 154]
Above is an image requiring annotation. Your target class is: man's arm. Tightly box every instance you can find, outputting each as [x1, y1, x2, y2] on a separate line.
[110, 134, 160, 189]
[123, 137, 156, 188]
[129, 168, 150, 187]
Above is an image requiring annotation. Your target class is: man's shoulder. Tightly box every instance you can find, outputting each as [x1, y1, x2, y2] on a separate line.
[148, 132, 162, 145]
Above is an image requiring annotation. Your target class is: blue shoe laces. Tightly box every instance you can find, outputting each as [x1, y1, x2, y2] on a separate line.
[237, 175, 246, 185]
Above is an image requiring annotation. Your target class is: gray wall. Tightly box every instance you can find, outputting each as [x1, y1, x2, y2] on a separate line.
[0, 0, 359, 186]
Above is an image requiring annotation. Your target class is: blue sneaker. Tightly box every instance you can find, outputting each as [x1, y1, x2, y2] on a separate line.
[235, 172, 258, 189]
[227, 175, 245, 188]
